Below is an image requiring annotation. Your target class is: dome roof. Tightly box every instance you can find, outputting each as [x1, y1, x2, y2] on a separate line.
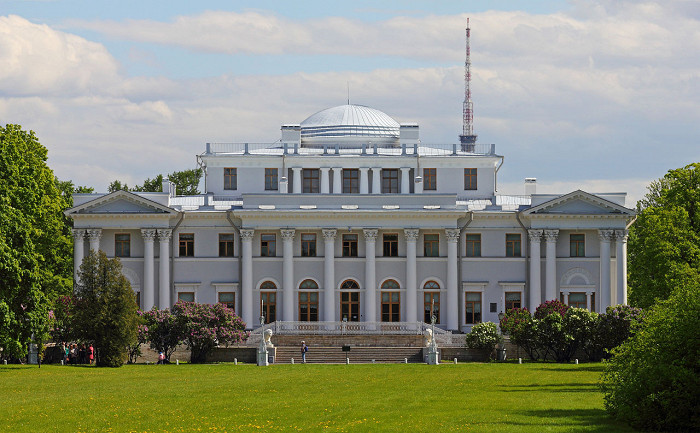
[300, 104, 400, 146]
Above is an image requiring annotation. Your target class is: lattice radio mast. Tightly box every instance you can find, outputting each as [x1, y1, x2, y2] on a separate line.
[459, 18, 477, 150]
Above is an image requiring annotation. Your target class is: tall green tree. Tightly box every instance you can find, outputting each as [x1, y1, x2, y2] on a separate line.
[628, 163, 700, 308]
[73, 251, 138, 367]
[110, 168, 202, 196]
[0, 125, 70, 359]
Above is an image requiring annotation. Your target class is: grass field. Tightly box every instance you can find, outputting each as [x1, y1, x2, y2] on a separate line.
[0, 362, 635, 433]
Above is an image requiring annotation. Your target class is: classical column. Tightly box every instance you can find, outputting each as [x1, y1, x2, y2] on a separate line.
[371, 168, 381, 194]
[598, 230, 613, 313]
[400, 168, 410, 194]
[281, 229, 296, 321]
[239, 229, 254, 327]
[158, 229, 172, 308]
[359, 168, 369, 194]
[363, 229, 378, 322]
[292, 167, 302, 194]
[332, 167, 342, 194]
[564, 291, 570, 305]
[414, 171, 423, 194]
[320, 168, 330, 194]
[404, 229, 419, 322]
[322, 229, 337, 322]
[615, 230, 629, 305]
[445, 228, 460, 331]
[528, 230, 543, 311]
[544, 229, 559, 301]
[586, 291, 592, 311]
[87, 229, 102, 252]
[71, 229, 85, 283]
[141, 229, 157, 311]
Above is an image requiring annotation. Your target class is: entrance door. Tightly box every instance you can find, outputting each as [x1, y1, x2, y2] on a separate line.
[340, 292, 360, 322]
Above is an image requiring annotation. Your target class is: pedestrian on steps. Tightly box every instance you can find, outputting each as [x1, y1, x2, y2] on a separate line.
[301, 341, 308, 364]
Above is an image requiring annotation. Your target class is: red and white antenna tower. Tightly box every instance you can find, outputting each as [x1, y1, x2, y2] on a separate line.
[459, 18, 477, 149]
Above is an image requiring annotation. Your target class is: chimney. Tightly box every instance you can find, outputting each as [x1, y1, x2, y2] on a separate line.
[525, 178, 537, 196]
[162, 178, 176, 197]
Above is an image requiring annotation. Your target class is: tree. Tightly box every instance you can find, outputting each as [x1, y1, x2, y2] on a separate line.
[108, 180, 129, 193]
[111, 168, 203, 196]
[73, 251, 139, 367]
[465, 322, 503, 356]
[0, 124, 70, 359]
[601, 281, 700, 431]
[140, 308, 183, 362]
[629, 163, 700, 308]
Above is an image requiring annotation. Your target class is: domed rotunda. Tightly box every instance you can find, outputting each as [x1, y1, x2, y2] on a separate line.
[297, 104, 402, 147]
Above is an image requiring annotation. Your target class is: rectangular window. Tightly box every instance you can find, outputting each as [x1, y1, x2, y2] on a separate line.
[219, 233, 234, 257]
[570, 234, 585, 257]
[465, 233, 481, 257]
[224, 168, 237, 190]
[218, 292, 235, 310]
[179, 233, 194, 257]
[265, 168, 278, 191]
[568, 292, 587, 309]
[299, 292, 319, 321]
[302, 169, 319, 193]
[342, 169, 359, 193]
[381, 291, 400, 322]
[301, 233, 317, 257]
[383, 233, 398, 257]
[505, 292, 522, 311]
[423, 168, 437, 191]
[115, 233, 130, 257]
[261, 292, 276, 323]
[381, 169, 399, 193]
[465, 292, 482, 324]
[135, 292, 141, 310]
[424, 292, 440, 323]
[261, 234, 276, 257]
[506, 234, 521, 257]
[342, 234, 358, 257]
[464, 168, 477, 190]
[178, 292, 195, 303]
[340, 292, 360, 322]
[423, 234, 439, 257]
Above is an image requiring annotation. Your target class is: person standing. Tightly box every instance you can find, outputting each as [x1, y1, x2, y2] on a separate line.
[301, 341, 308, 364]
[88, 344, 94, 365]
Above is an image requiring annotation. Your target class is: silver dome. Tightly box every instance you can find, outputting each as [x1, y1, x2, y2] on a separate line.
[300, 104, 400, 146]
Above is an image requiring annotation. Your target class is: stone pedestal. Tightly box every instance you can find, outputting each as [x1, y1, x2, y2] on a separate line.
[257, 344, 269, 366]
[426, 348, 439, 365]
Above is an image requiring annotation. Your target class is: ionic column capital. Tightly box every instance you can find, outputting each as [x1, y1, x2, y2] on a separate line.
[322, 229, 337, 241]
[72, 228, 86, 240]
[157, 229, 172, 241]
[404, 228, 419, 242]
[363, 228, 378, 242]
[445, 228, 460, 243]
[544, 229, 559, 242]
[141, 229, 157, 241]
[615, 229, 629, 242]
[528, 229, 543, 242]
[239, 229, 255, 241]
[280, 229, 296, 241]
[86, 228, 102, 240]
[598, 229, 614, 242]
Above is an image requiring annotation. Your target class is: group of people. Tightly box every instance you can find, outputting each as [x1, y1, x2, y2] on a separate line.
[62, 343, 94, 365]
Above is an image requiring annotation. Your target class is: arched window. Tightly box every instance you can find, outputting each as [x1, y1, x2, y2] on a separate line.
[423, 281, 440, 323]
[424, 281, 440, 290]
[340, 280, 360, 322]
[381, 280, 400, 322]
[381, 279, 400, 290]
[341, 280, 360, 290]
[260, 281, 277, 291]
[260, 281, 277, 323]
[299, 279, 318, 290]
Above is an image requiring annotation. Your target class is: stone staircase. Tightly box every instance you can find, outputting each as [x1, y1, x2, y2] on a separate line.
[272, 346, 424, 364]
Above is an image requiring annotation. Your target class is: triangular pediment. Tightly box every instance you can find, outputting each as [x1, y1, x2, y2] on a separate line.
[522, 190, 635, 217]
[65, 190, 178, 216]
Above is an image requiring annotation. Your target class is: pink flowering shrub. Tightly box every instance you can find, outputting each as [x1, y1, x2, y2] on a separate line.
[534, 299, 569, 319]
[140, 308, 183, 362]
[171, 301, 248, 363]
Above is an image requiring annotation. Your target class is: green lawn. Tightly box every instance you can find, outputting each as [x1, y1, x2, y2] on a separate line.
[0, 362, 635, 433]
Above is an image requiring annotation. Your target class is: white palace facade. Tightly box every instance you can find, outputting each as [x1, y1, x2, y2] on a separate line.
[66, 104, 635, 332]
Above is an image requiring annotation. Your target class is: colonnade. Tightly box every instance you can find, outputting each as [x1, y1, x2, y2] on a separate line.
[527, 229, 628, 313]
[288, 167, 413, 194]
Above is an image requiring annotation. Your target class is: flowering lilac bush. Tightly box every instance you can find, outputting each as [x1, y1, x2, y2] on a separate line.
[140, 308, 183, 362]
[499, 308, 541, 360]
[171, 301, 248, 363]
[534, 299, 569, 319]
[126, 323, 148, 364]
[465, 322, 503, 353]
[588, 304, 644, 361]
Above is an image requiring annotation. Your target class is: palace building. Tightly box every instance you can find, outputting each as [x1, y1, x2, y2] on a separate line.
[65, 103, 635, 332]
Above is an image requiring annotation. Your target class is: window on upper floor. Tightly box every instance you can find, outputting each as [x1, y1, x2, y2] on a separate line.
[342, 169, 359, 193]
[179, 233, 194, 257]
[301, 233, 317, 257]
[382, 169, 399, 193]
[261, 234, 276, 257]
[302, 169, 319, 193]
[383, 233, 398, 257]
[265, 168, 278, 191]
[505, 234, 521, 257]
[423, 168, 437, 191]
[464, 168, 477, 190]
[342, 234, 358, 257]
[219, 233, 234, 257]
[224, 168, 237, 190]
[570, 234, 585, 257]
[423, 234, 439, 257]
[115, 233, 130, 257]
[465, 234, 481, 257]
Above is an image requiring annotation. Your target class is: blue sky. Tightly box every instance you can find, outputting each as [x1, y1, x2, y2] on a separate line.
[1, 0, 698, 204]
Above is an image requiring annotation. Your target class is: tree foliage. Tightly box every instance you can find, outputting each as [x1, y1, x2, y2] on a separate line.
[140, 308, 183, 362]
[629, 163, 700, 309]
[465, 321, 503, 352]
[109, 168, 203, 196]
[73, 251, 139, 367]
[601, 282, 700, 431]
[0, 124, 70, 359]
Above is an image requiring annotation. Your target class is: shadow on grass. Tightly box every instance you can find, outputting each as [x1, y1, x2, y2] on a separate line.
[504, 408, 637, 432]
[530, 365, 606, 373]
[498, 382, 599, 393]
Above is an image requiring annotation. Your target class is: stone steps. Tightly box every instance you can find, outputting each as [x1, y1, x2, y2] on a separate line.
[272, 346, 424, 364]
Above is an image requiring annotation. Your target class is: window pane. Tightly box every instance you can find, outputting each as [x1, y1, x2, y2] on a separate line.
[466, 292, 481, 301]
[178, 292, 194, 302]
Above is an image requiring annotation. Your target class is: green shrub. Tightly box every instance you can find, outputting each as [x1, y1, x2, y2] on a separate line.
[465, 322, 503, 352]
[601, 282, 700, 431]
[500, 308, 540, 360]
